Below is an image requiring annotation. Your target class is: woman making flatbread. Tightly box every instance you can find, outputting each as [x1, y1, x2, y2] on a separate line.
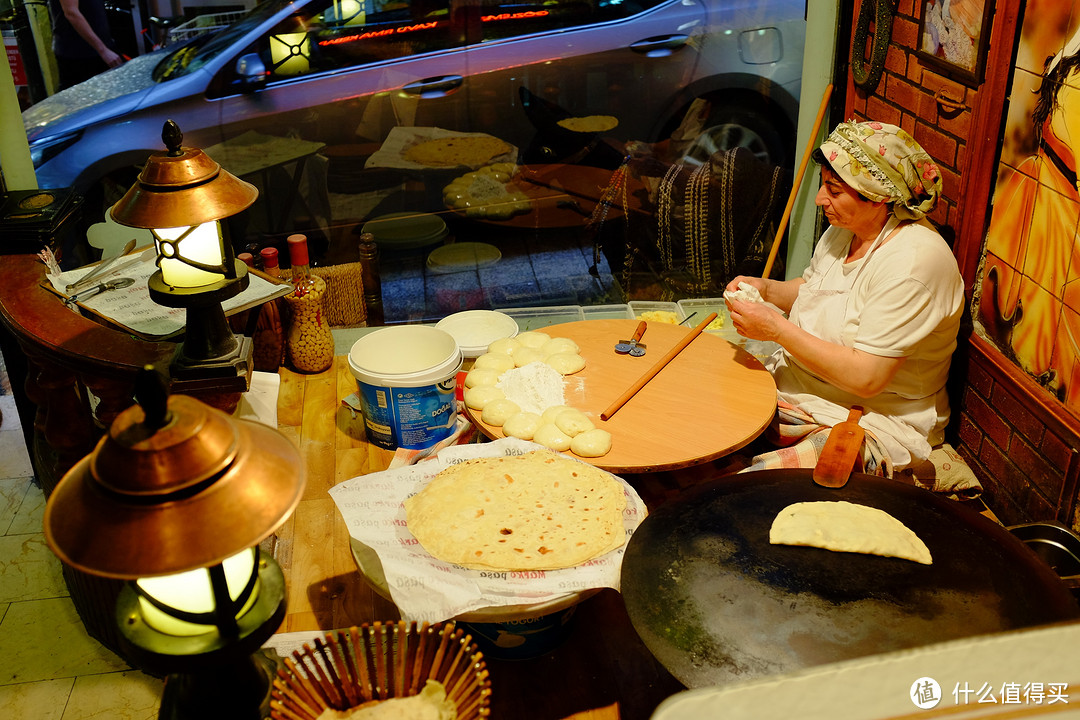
[724, 120, 964, 475]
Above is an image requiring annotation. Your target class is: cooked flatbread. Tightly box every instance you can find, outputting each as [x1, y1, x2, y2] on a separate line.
[769, 500, 932, 565]
[557, 115, 618, 133]
[404, 451, 627, 570]
[316, 680, 456, 719]
[404, 135, 511, 167]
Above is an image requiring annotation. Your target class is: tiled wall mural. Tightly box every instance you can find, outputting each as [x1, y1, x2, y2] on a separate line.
[976, 0, 1080, 409]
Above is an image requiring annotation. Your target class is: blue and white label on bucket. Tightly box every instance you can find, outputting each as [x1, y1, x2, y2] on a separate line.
[357, 378, 458, 450]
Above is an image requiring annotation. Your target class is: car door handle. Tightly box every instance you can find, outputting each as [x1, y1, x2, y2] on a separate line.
[630, 34, 690, 57]
[401, 75, 465, 97]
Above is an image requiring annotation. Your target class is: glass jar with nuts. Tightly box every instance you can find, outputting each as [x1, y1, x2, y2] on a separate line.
[285, 234, 334, 373]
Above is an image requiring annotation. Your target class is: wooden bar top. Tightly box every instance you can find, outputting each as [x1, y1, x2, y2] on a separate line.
[273, 356, 690, 719]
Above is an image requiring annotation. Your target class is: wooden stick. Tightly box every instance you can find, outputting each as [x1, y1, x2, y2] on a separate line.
[600, 312, 717, 421]
[761, 83, 835, 280]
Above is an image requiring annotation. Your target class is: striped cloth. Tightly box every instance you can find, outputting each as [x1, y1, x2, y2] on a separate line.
[739, 401, 893, 477]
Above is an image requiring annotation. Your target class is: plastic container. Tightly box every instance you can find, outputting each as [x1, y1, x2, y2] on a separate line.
[628, 300, 685, 323]
[678, 298, 729, 336]
[582, 303, 634, 320]
[348, 326, 462, 450]
[461, 605, 580, 661]
[436, 310, 519, 358]
[497, 305, 585, 330]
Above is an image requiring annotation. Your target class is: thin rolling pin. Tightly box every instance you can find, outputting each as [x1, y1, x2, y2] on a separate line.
[600, 312, 718, 421]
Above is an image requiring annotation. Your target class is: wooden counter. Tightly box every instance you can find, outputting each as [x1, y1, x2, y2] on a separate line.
[273, 356, 694, 719]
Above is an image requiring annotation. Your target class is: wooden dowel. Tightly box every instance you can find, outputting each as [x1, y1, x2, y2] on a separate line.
[761, 83, 834, 280]
[600, 312, 717, 421]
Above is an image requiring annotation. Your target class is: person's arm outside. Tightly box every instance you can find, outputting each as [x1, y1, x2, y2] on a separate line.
[59, 0, 123, 68]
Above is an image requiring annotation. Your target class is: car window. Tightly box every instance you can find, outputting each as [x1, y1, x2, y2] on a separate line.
[253, 0, 465, 81]
[477, 0, 666, 42]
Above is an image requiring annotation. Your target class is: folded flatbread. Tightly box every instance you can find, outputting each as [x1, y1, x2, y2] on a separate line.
[405, 451, 627, 570]
[769, 500, 932, 565]
[316, 680, 456, 720]
[404, 135, 511, 167]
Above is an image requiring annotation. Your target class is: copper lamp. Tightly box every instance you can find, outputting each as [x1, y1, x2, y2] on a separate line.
[110, 120, 258, 387]
[43, 367, 305, 719]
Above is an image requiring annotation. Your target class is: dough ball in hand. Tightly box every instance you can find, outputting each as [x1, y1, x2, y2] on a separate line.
[465, 367, 501, 388]
[513, 347, 545, 367]
[515, 331, 551, 349]
[464, 385, 504, 410]
[570, 428, 613, 458]
[555, 408, 594, 437]
[540, 337, 580, 357]
[473, 352, 515, 373]
[533, 422, 573, 451]
[502, 412, 542, 440]
[481, 398, 521, 427]
[545, 352, 585, 375]
[487, 337, 521, 355]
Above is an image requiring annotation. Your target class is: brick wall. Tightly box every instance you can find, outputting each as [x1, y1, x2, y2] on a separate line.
[842, 0, 1080, 530]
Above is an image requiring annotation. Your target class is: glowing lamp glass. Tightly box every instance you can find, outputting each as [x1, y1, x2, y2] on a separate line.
[135, 548, 260, 637]
[270, 33, 311, 75]
[155, 222, 225, 288]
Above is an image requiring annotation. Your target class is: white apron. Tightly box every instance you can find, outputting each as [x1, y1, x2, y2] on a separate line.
[766, 217, 940, 469]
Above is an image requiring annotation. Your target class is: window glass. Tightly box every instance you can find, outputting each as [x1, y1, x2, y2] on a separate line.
[478, 0, 664, 42]
[257, 0, 462, 80]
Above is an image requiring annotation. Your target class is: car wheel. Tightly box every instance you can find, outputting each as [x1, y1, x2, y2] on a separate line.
[679, 101, 791, 169]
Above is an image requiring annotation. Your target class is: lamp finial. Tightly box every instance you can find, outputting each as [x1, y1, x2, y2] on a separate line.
[162, 120, 184, 157]
[135, 365, 171, 429]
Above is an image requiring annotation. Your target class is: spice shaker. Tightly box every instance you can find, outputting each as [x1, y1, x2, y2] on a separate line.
[284, 234, 334, 373]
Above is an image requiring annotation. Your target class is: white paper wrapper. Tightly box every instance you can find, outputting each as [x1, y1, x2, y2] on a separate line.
[365, 126, 518, 171]
[329, 437, 647, 623]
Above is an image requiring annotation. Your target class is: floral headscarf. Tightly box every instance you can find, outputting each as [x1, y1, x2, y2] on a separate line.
[813, 120, 942, 220]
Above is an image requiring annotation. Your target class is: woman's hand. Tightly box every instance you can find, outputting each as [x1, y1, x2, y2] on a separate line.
[726, 296, 786, 342]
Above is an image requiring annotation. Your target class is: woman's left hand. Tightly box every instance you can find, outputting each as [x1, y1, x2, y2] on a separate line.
[726, 297, 786, 341]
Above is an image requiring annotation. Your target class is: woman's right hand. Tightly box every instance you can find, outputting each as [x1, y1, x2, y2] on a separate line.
[725, 275, 768, 299]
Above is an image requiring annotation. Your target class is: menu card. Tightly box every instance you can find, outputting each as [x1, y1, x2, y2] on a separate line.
[45, 245, 292, 340]
[329, 437, 647, 624]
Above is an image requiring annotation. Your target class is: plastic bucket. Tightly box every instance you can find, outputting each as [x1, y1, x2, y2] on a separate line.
[460, 605, 578, 660]
[348, 326, 462, 451]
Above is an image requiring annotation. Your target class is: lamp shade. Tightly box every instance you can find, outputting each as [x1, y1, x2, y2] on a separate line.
[109, 120, 258, 230]
[43, 373, 304, 579]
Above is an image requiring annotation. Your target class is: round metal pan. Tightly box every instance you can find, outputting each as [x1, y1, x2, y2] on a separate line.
[621, 469, 1080, 688]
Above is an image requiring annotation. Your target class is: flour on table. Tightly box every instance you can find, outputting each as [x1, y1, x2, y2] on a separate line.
[497, 361, 565, 414]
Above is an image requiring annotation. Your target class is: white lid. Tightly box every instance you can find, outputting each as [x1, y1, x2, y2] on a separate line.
[436, 310, 519, 357]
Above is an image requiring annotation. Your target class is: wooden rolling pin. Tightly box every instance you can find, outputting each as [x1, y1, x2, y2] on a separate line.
[600, 312, 718, 421]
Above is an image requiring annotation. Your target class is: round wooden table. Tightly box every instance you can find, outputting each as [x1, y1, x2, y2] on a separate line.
[465, 319, 778, 473]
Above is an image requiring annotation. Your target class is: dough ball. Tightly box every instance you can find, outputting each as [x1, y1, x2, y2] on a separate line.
[473, 352, 515, 373]
[533, 422, 572, 451]
[540, 405, 572, 425]
[481, 398, 521, 427]
[571, 428, 613, 458]
[515, 331, 551, 349]
[545, 352, 586, 375]
[487, 337, 520, 356]
[464, 367, 501, 388]
[554, 408, 594, 437]
[464, 385, 504, 410]
[540, 337, 580, 357]
[502, 411, 543, 440]
[513, 347, 545, 367]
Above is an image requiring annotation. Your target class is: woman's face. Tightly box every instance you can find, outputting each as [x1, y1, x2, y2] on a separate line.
[815, 166, 883, 232]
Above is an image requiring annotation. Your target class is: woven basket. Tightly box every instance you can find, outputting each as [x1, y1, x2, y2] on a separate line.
[311, 262, 367, 328]
[270, 621, 491, 720]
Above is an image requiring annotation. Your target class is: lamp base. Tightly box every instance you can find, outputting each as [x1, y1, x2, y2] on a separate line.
[158, 649, 279, 720]
[170, 333, 253, 394]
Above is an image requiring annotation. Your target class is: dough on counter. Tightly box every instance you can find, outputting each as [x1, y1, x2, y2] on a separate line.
[473, 352, 515, 373]
[481, 398, 522, 427]
[464, 367, 502, 388]
[515, 331, 551, 349]
[571, 428, 612, 458]
[546, 352, 586, 375]
[532, 422, 573, 451]
[502, 411, 543, 440]
[540, 337, 580, 357]
[464, 385, 504, 410]
[488, 337, 521, 356]
[769, 501, 932, 565]
[541, 405, 572, 424]
[555, 408, 594, 437]
[512, 347, 545, 368]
